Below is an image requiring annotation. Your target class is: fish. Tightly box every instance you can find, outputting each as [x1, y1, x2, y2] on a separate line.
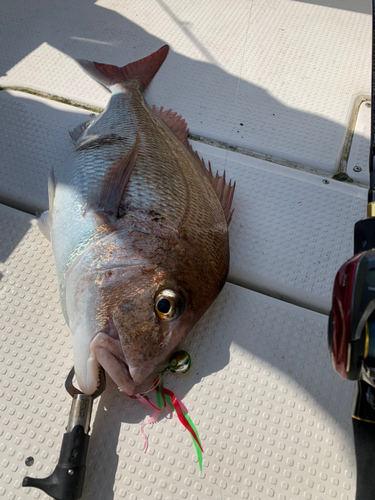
[39, 45, 235, 395]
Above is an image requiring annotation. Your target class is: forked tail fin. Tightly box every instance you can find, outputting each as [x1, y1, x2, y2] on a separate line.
[76, 45, 169, 91]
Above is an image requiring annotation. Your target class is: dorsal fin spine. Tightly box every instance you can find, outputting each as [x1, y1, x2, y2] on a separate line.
[153, 102, 236, 226]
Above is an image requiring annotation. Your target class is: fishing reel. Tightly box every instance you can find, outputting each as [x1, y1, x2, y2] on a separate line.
[328, 247, 375, 383]
[328, 216, 375, 500]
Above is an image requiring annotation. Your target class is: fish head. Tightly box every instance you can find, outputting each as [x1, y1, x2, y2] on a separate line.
[96, 271, 194, 395]
[65, 225, 228, 396]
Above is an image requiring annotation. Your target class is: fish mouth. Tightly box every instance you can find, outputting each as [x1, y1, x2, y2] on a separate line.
[89, 323, 137, 395]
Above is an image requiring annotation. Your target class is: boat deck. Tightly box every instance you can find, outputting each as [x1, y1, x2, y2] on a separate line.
[0, 1, 371, 499]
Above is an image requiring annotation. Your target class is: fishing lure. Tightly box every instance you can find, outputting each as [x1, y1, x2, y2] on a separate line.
[134, 351, 203, 471]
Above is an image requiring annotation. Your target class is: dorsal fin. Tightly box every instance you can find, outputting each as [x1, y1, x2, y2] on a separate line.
[151, 105, 189, 144]
[76, 45, 169, 91]
[186, 143, 236, 225]
[150, 103, 235, 225]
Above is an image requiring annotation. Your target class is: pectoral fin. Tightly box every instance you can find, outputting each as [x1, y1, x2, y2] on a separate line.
[86, 134, 140, 217]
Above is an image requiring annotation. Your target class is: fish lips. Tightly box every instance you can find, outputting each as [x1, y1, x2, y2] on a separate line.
[65, 260, 151, 396]
[88, 296, 190, 396]
[90, 329, 137, 395]
[89, 314, 176, 396]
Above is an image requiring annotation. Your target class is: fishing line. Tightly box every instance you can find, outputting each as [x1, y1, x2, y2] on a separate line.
[222, 0, 254, 171]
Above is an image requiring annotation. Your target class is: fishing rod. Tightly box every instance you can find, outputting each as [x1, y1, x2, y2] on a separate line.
[328, 3, 375, 499]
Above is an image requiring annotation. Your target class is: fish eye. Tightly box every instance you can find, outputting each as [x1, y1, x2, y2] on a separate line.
[154, 289, 183, 320]
[157, 298, 171, 314]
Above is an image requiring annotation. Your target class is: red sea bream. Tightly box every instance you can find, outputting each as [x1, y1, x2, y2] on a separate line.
[40, 45, 235, 395]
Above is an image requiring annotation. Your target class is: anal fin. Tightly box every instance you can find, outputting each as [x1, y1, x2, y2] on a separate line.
[69, 117, 95, 144]
[36, 210, 51, 240]
[48, 168, 56, 212]
[87, 134, 140, 217]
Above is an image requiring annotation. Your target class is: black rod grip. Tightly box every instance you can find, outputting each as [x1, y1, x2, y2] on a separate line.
[352, 380, 375, 500]
[352, 417, 375, 500]
[22, 425, 90, 500]
[354, 218, 375, 254]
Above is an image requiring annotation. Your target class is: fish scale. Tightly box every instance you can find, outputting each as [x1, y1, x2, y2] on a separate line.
[45, 45, 235, 396]
[55, 88, 226, 282]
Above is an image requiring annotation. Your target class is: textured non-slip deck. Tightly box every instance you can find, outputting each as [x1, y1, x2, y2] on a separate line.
[348, 100, 371, 186]
[0, 90, 93, 215]
[0, 0, 372, 499]
[0, 204, 356, 500]
[0, 0, 371, 174]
